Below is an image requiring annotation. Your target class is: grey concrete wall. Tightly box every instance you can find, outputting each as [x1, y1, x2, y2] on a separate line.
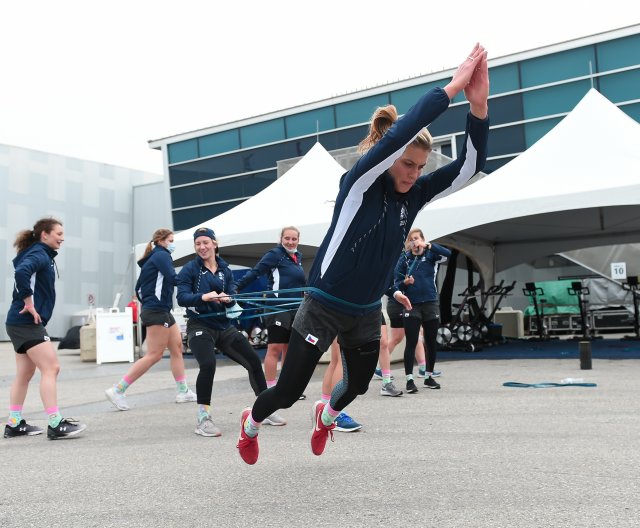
[0, 144, 162, 339]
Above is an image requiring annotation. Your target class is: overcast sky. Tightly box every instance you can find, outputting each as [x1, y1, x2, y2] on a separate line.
[1, 1, 638, 175]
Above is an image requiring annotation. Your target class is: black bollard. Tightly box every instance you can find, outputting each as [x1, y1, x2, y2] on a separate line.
[579, 341, 592, 370]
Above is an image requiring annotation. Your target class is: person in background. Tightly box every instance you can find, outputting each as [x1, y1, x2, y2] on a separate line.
[5, 217, 86, 440]
[320, 340, 364, 431]
[237, 44, 489, 464]
[105, 228, 196, 412]
[378, 314, 403, 397]
[376, 296, 432, 382]
[177, 227, 285, 437]
[237, 227, 306, 400]
[392, 228, 451, 392]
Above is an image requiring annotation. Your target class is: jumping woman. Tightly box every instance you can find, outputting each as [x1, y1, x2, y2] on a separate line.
[237, 44, 490, 464]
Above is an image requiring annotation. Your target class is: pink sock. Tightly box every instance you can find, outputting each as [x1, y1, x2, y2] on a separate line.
[45, 406, 59, 415]
[321, 393, 331, 404]
[325, 403, 341, 419]
[9, 405, 23, 411]
[267, 380, 277, 388]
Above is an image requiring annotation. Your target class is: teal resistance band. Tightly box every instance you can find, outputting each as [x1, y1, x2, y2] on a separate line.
[503, 381, 597, 388]
[189, 286, 382, 322]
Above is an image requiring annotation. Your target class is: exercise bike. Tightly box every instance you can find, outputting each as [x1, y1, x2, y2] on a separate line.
[436, 283, 481, 352]
[567, 281, 598, 340]
[523, 282, 554, 341]
[464, 280, 517, 345]
[622, 276, 640, 341]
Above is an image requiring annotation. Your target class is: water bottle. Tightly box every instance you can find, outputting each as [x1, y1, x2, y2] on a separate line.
[560, 377, 585, 384]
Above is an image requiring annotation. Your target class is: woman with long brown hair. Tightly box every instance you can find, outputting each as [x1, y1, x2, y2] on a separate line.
[238, 44, 490, 464]
[5, 217, 86, 440]
[105, 228, 196, 412]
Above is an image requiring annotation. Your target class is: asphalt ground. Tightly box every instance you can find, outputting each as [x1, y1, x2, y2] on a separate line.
[0, 339, 639, 528]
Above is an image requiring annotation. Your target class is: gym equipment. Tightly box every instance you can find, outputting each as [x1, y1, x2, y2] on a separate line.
[567, 281, 594, 340]
[436, 284, 481, 352]
[523, 282, 549, 341]
[622, 276, 640, 340]
[467, 280, 517, 344]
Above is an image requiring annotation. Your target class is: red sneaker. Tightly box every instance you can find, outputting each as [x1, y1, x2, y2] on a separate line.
[310, 401, 335, 456]
[237, 408, 259, 465]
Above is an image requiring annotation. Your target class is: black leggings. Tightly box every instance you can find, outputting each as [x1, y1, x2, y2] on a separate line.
[190, 330, 267, 406]
[403, 317, 439, 375]
[252, 330, 380, 422]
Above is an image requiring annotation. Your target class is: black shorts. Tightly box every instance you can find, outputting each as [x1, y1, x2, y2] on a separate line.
[263, 309, 295, 344]
[267, 324, 291, 344]
[140, 309, 176, 328]
[5, 324, 51, 354]
[262, 309, 295, 331]
[405, 301, 440, 322]
[292, 296, 381, 352]
[386, 300, 405, 328]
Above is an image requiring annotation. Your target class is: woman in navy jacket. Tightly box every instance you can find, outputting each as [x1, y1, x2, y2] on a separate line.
[238, 44, 490, 464]
[105, 228, 196, 413]
[393, 228, 451, 393]
[177, 227, 280, 437]
[236, 226, 305, 393]
[5, 217, 86, 440]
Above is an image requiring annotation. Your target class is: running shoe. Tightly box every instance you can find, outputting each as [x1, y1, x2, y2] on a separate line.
[175, 388, 197, 403]
[105, 387, 129, 411]
[424, 376, 441, 389]
[334, 411, 362, 432]
[380, 382, 403, 397]
[47, 418, 86, 439]
[373, 368, 394, 381]
[298, 394, 307, 400]
[432, 370, 442, 378]
[237, 408, 259, 465]
[310, 401, 336, 455]
[4, 420, 43, 438]
[263, 412, 287, 426]
[406, 379, 419, 394]
[417, 366, 426, 378]
[195, 415, 222, 437]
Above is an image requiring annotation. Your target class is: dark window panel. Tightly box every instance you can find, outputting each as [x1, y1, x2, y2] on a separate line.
[172, 202, 242, 231]
[169, 138, 316, 186]
[171, 171, 276, 209]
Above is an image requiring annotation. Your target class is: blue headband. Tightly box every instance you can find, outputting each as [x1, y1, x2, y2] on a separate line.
[193, 227, 216, 241]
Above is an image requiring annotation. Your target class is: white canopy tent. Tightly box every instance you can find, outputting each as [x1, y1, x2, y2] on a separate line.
[418, 88, 640, 284]
[168, 89, 640, 289]
[170, 142, 345, 267]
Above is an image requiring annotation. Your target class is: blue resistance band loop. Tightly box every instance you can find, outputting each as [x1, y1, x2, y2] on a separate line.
[189, 286, 381, 322]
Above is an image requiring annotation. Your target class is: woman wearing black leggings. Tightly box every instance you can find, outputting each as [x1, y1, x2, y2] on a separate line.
[237, 44, 490, 465]
[393, 228, 451, 393]
[176, 227, 283, 437]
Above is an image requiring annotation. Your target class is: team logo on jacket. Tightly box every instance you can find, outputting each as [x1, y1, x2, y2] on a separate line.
[399, 204, 408, 227]
[305, 334, 319, 345]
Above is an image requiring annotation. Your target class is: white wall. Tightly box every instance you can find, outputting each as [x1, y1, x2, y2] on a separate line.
[0, 144, 162, 339]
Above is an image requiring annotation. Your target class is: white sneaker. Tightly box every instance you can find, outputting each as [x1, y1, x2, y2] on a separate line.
[195, 416, 222, 437]
[105, 387, 129, 411]
[175, 388, 197, 403]
[263, 412, 287, 426]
